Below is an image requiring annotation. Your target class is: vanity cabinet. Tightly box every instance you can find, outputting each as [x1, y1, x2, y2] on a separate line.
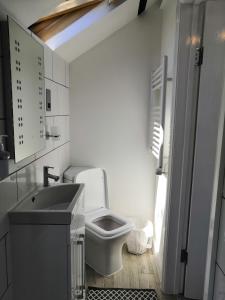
[10, 187, 85, 300]
[0, 233, 12, 300]
[0, 237, 7, 298]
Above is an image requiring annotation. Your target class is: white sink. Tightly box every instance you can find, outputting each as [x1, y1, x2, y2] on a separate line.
[9, 183, 84, 224]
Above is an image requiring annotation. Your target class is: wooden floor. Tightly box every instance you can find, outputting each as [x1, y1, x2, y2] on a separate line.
[86, 246, 176, 300]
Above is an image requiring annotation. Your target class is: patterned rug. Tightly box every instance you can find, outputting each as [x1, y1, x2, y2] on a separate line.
[87, 287, 158, 300]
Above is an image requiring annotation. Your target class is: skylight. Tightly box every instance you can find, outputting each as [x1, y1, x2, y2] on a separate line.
[29, 0, 105, 42]
[29, 0, 120, 42]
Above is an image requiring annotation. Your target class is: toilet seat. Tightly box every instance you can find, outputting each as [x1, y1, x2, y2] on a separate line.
[85, 208, 133, 238]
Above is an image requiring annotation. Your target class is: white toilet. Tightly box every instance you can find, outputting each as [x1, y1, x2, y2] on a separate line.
[64, 167, 134, 276]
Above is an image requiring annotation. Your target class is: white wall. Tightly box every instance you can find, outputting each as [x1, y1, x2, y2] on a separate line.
[70, 7, 162, 222]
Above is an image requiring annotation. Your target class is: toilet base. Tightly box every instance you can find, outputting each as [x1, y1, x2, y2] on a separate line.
[87, 263, 123, 277]
[85, 229, 129, 276]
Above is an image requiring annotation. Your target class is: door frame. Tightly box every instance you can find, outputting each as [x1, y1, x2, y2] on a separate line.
[183, 1, 225, 298]
[162, 0, 225, 298]
[160, 0, 205, 295]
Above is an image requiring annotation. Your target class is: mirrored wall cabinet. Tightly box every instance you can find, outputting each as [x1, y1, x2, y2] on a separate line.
[1, 17, 45, 163]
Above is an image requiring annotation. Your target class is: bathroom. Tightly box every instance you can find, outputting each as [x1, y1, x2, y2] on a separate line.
[0, 0, 225, 300]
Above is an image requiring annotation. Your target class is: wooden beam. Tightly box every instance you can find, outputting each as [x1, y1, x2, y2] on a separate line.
[138, 0, 147, 15]
[36, 0, 103, 23]
[30, 2, 100, 41]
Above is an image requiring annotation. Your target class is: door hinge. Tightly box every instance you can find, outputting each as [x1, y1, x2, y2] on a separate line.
[180, 249, 188, 264]
[195, 47, 204, 66]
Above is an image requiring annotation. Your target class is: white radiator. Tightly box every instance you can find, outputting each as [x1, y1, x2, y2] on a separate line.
[149, 56, 168, 175]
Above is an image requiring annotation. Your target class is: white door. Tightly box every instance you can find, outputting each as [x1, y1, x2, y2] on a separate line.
[184, 2, 225, 299]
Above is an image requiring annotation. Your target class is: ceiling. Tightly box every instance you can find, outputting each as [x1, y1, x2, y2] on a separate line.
[0, 0, 157, 62]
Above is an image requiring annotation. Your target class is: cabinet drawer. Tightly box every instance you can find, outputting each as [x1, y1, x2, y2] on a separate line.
[0, 237, 7, 298]
[217, 199, 225, 274]
[214, 265, 225, 300]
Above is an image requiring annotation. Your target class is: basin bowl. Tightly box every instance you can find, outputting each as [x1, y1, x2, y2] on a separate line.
[9, 183, 84, 225]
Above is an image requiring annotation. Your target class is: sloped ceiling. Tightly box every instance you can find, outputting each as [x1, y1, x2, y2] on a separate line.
[0, 0, 157, 62]
[49, 0, 155, 62]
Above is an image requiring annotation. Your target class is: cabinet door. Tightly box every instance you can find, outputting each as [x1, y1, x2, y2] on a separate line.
[11, 225, 68, 300]
[44, 46, 53, 80]
[0, 237, 7, 298]
[213, 266, 225, 300]
[217, 199, 225, 274]
[53, 53, 66, 85]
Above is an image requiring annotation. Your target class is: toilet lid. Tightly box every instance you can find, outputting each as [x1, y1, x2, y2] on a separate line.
[64, 167, 89, 181]
[64, 167, 108, 212]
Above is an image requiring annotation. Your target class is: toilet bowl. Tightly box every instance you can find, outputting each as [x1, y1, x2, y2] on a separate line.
[64, 167, 134, 276]
[85, 208, 133, 276]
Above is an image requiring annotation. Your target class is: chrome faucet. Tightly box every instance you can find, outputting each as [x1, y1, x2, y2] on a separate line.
[43, 166, 60, 187]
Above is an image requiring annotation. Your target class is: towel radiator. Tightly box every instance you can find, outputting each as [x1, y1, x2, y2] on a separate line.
[149, 56, 169, 175]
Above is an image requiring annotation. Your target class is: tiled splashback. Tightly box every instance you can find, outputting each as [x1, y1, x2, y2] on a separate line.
[16, 142, 70, 202]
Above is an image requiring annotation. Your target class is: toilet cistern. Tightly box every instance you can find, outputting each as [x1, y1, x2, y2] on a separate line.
[43, 166, 60, 187]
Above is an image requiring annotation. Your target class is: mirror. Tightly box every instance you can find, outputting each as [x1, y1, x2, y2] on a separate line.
[2, 17, 45, 163]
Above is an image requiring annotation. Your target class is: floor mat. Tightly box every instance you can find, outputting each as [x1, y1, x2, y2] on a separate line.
[87, 287, 158, 300]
